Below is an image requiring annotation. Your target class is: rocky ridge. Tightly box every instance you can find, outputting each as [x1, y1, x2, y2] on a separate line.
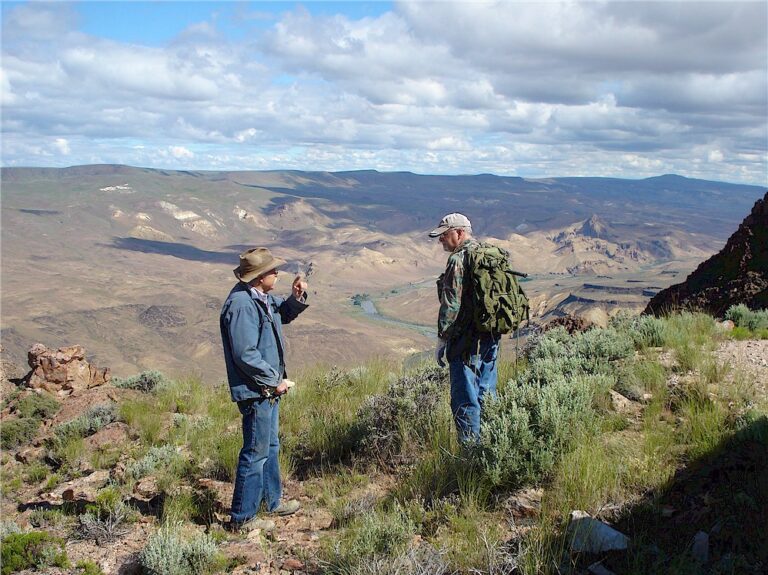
[645, 191, 768, 317]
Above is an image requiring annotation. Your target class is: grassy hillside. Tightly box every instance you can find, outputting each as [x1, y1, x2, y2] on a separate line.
[1, 310, 767, 574]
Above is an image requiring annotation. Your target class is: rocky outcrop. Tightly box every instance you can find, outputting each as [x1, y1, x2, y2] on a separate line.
[24, 343, 110, 394]
[137, 305, 186, 329]
[645, 191, 768, 317]
[543, 314, 595, 334]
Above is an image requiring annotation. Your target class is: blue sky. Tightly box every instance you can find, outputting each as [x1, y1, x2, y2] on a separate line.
[1, 1, 766, 184]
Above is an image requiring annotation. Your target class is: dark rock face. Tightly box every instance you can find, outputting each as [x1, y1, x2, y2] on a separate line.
[645, 191, 768, 317]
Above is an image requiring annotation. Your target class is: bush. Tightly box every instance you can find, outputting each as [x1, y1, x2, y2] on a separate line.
[470, 325, 630, 490]
[574, 327, 635, 364]
[0, 521, 22, 539]
[1, 531, 69, 575]
[53, 404, 118, 442]
[356, 366, 448, 463]
[78, 486, 135, 544]
[15, 393, 61, 420]
[75, 560, 106, 575]
[324, 504, 417, 569]
[113, 370, 171, 393]
[334, 543, 451, 575]
[24, 462, 50, 484]
[126, 445, 182, 481]
[629, 315, 666, 349]
[725, 304, 768, 332]
[0, 418, 40, 449]
[473, 374, 598, 488]
[139, 522, 221, 575]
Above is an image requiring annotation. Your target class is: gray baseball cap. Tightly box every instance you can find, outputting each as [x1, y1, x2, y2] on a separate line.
[428, 212, 472, 237]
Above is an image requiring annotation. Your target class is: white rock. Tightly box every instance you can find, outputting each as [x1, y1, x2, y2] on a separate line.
[567, 510, 630, 553]
[588, 562, 616, 575]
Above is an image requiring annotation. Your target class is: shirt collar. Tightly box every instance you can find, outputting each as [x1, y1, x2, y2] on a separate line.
[452, 237, 475, 254]
[249, 286, 270, 306]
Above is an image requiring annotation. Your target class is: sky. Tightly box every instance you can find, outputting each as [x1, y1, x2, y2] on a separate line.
[1, 1, 767, 184]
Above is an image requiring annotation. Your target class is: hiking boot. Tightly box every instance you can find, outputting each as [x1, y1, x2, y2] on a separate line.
[225, 516, 276, 533]
[271, 499, 300, 516]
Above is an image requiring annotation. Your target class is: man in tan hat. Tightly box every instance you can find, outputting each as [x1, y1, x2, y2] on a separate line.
[220, 247, 309, 532]
[429, 213, 499, 443]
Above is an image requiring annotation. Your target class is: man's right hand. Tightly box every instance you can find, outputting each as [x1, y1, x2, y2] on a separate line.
[275, 380, 290, 395]
[435, 339, 447, 367]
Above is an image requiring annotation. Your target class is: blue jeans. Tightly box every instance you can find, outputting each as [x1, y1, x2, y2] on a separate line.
[448, 336, 500, 442]
[230, 398, 282, 523]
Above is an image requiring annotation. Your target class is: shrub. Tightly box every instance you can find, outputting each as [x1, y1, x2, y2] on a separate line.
[78, 486, 136, 544]
[473, 374, 598, 488]
[336, 543, 451, 575]
[113, 370, 171, 393]
[324, 504, 417, 569]
[725, 304, 768, 330]
[0, 418, 40, 449]
[0, 521, 22, 539]
[29, 509, 71, 530]
[126, 445, 182, 481]
[616, 360, 668, 402]
[1, 531, 69, 575]
[629, 315, 666, 349]
[574, 327, 635, 364]
[24, 462, 50, 484]
[76, 560, 106, 575]
[15, 393, 60, 420]
[356, 366, 448, 463]
[139, 521, 221, 575]
[53, 404, 118, 441]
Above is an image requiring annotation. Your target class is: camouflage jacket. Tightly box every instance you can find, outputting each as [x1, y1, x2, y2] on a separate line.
[436, 238, 479, 340]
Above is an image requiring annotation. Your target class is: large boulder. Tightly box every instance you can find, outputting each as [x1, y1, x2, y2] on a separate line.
[24, 344, 110, 394]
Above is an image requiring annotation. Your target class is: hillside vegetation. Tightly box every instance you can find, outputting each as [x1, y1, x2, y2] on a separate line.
[1, 309, 767, 574]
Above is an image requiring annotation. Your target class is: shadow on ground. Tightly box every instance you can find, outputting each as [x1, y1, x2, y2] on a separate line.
[592, 415, 768, 574]
[109, 238, 248, 264]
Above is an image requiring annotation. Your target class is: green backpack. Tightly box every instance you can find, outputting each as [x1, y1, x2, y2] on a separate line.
[466, 242, 530, 335]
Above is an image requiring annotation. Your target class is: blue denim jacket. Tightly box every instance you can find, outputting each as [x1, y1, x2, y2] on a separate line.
[220, 282, 309, 402]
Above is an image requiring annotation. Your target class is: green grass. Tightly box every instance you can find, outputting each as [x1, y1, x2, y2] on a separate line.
[281, 360, 399, 473]
[8, 311, 759, 573]
[1, 418, 40, 449]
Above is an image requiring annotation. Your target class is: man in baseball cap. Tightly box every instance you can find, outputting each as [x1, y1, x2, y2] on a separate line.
[429, 212, 500, 443]
[428, 212, 472, 238]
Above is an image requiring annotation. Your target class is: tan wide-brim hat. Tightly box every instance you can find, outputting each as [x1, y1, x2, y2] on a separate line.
[233, 247, 287, 282]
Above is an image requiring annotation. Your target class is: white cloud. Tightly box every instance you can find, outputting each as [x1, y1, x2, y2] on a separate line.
[709, 150, 724, 163]
[168, 146, 194, 159]
[0, 1, 765, 185]
[53, 138, 71, 155]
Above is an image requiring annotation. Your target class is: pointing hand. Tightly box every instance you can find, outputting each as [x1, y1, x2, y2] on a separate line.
[292, 275, 308, 299]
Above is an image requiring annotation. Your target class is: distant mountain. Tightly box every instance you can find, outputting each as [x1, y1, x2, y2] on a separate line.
[1, 164, 765, 378]
[644, 191, 768, 317]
